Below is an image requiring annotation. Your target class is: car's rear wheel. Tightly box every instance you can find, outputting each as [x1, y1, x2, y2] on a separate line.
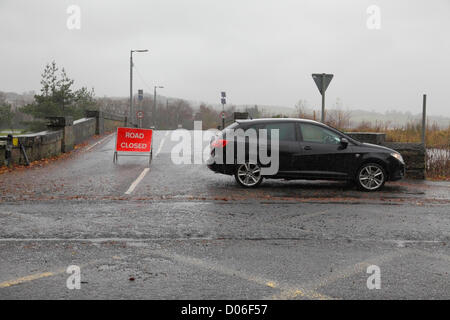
[234, 163, 263, 188]
[356, 163, 386, 191]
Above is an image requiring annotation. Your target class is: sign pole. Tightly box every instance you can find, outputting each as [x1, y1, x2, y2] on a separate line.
[221, 91, 226, 129]
[130, 51, 133, 127]
[321, 74, 325, 123]
[222, 105, 225, 129]
[422, 94, 427, 146]
[153, 86, 157, 128]
[312, 73, 333, 124]
[136, 111, 144, 129]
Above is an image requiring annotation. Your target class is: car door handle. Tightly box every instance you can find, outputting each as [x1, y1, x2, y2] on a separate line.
[303, 146, 312, 150]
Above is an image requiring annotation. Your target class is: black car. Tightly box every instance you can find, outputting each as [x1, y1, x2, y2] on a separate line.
[207, 118, 405, 191]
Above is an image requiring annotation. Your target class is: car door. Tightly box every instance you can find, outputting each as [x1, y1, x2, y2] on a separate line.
[294, 122, 354, 178]
[262, 122, 298, 173]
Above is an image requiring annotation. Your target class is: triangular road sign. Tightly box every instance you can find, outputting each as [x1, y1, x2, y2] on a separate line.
[312, 73, 334, 95]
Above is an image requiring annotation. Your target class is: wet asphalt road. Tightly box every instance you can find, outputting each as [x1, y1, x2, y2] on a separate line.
[0, 130, 449, 299]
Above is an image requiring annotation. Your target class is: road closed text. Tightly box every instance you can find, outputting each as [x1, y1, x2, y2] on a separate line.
[115, 127, 152, 153]
[120, 142, 148, 149]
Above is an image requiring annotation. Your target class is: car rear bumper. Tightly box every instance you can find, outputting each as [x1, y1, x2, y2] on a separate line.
[207, 156, 235, 175]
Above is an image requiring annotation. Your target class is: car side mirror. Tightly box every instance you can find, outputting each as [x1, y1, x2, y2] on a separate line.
[340, 137, 349, 148]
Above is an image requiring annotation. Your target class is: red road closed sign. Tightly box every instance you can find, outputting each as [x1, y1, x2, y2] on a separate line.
[116, 127, 152, 153]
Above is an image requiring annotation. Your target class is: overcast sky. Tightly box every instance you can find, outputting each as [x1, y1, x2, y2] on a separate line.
[1, 0, 449, 115]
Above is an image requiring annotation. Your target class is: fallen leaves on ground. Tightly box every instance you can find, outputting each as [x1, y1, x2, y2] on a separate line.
[0, 136, 105, 175]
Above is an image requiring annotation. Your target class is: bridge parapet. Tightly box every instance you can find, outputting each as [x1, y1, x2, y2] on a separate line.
[0, 110, 126, 166]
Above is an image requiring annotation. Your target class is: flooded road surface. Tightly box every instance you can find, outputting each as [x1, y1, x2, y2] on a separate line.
[0, 131, 449, 299]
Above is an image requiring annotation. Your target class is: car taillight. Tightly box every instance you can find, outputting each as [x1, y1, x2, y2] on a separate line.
[211, 139, 229, 148]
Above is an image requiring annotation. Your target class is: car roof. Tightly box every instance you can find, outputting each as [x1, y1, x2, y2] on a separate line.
[236, 118, 323, 125]
[234, 118, 361, 144]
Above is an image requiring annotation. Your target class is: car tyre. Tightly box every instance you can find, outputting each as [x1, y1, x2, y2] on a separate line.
[356, 163, 386, 191]
[234, 163, 263, 188]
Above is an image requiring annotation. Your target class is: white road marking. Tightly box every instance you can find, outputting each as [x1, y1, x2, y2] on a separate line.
[85, 132, 115, 152]
[0, 237, 215, 242]
[267, 249, 411, 300]
[155, 139, 165, 157]
[147, 250, 333, 300]
[0, 237, 445, 244]
[124, 168, 150, 195]
[123, 132, 170, 195]
[154, 131, 169, 158]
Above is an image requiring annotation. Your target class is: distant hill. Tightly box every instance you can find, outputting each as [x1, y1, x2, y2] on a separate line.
[0, 91, 35, 110]
[107, 94, 450, 129]
[222, 105, 449, 128]
[336, 109, 449, 128]
[3, 91, 449, 128]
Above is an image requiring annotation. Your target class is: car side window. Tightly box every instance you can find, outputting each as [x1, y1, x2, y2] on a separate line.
[264, 123, 296, 142]
[300, 123, 341, 144]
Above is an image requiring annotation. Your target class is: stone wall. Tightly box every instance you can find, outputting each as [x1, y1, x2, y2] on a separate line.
[0, 143, 5, 164]
[1, 111, 126, 166]
[73, 118, 96, 145]
[0, 130, 64, 166]
[47, 116, 74, 153]
[384, 142, 426, 179]
[85, 111, 127, 135]
[346, 132, 386, 145]
[104, 113, 126, 133]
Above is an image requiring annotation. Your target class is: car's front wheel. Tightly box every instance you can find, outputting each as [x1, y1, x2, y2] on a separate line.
[356, 163, 386, 191]
[234, 163, 263, 188]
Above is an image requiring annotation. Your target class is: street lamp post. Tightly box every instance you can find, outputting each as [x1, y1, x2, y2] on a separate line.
[153, 86, 164, 127]
[130, 49, 148, 127]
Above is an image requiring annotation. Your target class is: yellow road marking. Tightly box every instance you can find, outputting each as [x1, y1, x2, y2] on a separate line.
[0, 271, 59, 288]
[272, 288, 332, 300]
[0, 260, 98, 289]
[268, 249, 411, 299]
[2, 247, 442, 297]
[151, 250, 333, 300]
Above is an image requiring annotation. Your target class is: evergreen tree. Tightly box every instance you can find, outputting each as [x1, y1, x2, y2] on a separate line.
[0, 93, 14, 130]
[22, 61, 97, 120]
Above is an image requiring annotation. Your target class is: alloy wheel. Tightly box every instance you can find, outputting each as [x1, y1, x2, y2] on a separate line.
[358, 164, 385, 191]
[235, 163, 263, 187]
